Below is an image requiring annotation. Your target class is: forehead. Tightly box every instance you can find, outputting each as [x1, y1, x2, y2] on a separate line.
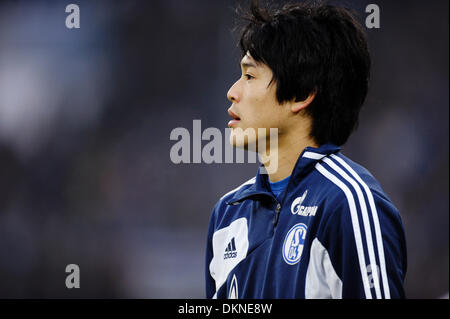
[240, 52, 257, 66]
[240, 52, 269, 72]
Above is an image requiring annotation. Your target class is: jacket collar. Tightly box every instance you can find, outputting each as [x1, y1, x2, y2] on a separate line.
[225, 143, 340, 205]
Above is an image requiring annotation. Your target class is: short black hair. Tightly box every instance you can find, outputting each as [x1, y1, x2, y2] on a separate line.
[236, 0, 371, 146]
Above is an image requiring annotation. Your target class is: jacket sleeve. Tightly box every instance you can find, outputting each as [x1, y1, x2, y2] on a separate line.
[205, 203, 219, 299]
[317, 191, 407, 299]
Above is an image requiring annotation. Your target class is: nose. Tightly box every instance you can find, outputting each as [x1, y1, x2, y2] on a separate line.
[227, 79, 240, 103]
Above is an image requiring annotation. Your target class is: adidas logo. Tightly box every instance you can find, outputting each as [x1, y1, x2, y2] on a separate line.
[224, 237, 237, 260]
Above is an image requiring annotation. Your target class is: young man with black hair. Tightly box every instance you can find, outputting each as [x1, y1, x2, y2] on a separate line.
[205, 1, 407, 299]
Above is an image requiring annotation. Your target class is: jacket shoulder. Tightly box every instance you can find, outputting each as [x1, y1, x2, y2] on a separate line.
[207, 176, 256, 232]
[218, 176, 256, 202]
[313, 153, 401, 222]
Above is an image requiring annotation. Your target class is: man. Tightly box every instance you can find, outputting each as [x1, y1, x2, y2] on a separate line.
[205, 0, 407, 299]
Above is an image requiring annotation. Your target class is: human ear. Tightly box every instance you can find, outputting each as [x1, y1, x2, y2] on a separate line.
[291, 91, 316, 113]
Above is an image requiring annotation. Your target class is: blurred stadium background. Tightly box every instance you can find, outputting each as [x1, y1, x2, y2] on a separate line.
[0, 0, 447, 298]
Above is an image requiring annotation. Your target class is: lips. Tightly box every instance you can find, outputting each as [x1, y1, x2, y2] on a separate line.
[227, 108, 241, 127]
[228, 109, 240, 120]
[228, 108, 241, 128]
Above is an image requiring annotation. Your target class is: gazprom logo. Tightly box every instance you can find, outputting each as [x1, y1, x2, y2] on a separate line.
[291, 190, 318, 217]
[282, 223, 308, 265]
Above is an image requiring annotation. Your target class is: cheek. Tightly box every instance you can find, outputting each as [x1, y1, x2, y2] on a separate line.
[256, 97, 283, 125]
[242, 85, 282, 126]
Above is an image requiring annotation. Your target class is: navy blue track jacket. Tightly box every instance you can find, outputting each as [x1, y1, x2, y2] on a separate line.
[205, 143, 407, 299]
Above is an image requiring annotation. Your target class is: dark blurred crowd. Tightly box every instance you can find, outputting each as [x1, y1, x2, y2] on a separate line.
[0, 0, 448, 298]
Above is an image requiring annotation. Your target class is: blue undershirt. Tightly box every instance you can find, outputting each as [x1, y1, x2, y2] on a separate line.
[268, 175, 291, 201]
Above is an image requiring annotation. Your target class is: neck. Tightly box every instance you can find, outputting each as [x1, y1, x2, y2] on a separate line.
[259, 130, 318, 183]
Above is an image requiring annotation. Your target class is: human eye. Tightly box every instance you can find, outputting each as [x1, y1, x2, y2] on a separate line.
[244, 73, 254, 80]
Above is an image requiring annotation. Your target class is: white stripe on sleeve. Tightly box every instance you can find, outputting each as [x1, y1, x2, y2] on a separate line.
[330, 154, 390, 298]
[315, 163, 372, 299]
[323, 157, 382, 299]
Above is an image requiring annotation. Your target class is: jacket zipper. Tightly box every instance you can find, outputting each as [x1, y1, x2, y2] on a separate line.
[273, 202, 282, 227]
[228, 193, 282, 227]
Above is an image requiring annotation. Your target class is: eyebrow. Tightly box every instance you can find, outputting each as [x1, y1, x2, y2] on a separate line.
[240, 61, 258, 69]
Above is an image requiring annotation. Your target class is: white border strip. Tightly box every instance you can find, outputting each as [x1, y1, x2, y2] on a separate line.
[220, 177, 256, 200]
[316, 163, 372, 299]
[303, 151, 326, 160]
[331, 154, 390, 298]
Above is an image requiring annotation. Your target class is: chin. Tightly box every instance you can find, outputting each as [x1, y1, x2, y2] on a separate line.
[229, 127, 258, 151]
[229, 134, 247, 149]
